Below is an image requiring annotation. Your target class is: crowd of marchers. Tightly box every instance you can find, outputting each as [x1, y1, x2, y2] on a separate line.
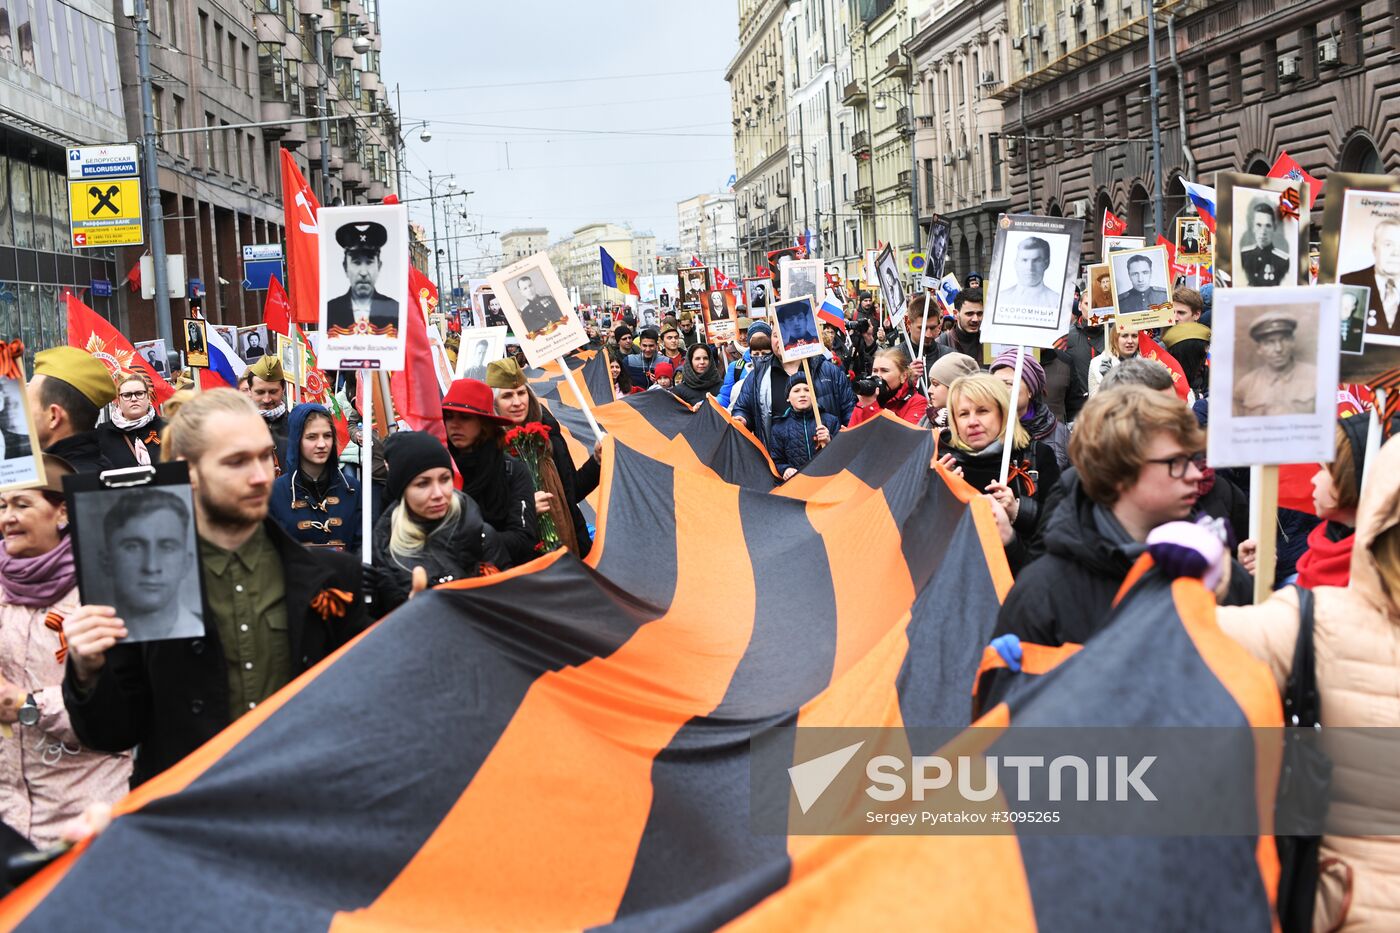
[0, 279, 1392, 931]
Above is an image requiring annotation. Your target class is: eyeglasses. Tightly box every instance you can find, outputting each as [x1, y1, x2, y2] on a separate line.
[1146, 452, 1208, 479]
[119, 390, 148, 400]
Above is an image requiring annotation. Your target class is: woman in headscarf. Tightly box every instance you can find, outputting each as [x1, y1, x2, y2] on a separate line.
[989, 348, 1071, 471]
[97, 372, 165, 468]
[441, 378, 539, 568]
[370, 432, 498, 617]
[937, 373, 1061, 570]
[268, 402, 361, 551]
[488, 359, 592, 558]
[671, 342, 723, 406]
[0, 456, 130, 845]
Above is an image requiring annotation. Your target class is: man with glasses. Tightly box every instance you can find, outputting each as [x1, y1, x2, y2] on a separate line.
[98, 373, 167, 468]
[978, 385, 1253, 706]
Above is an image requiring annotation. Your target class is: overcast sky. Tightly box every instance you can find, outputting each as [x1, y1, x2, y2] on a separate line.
[380, 3, 738, 277]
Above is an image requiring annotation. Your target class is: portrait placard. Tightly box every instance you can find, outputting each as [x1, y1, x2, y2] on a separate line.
[317, 203, 409, 370]
[1206, 286, 1340, 468]
[182, 318, 208, 369]
[0, 363, 43, 492]
[1216, 172, 1309, 289]
[926, 216, 952, 279]
[276, 333, 303, 387]
[1109, 246, 1175, 332]
[454, 326, 508, 381]
[1103, 235, 1146, 254]
[237, 325, 269, 364]
[781, 259, 824, 313]
[983, 214, 1084, 348]
[65, 463, 206, 643]
[772, 297, 824, 362]
[485, 252, 587, 368]
[134, 339, 170, 377]
[873, 247, 908, 329]
[1085, 263, 1115, 325]
[743, 277, 772, 316]
[703, 289, 737, 341]
[1318, 173, 1400, 380]
[677, 267, 710, 309]
[210, 325, 238, 358]
[1176, 216, 1213, 266]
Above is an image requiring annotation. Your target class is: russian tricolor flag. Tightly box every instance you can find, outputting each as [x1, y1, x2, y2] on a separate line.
[1181, 179, 1217, 233]
[199, 323, 242, 390]
[817, 292, 846, 333]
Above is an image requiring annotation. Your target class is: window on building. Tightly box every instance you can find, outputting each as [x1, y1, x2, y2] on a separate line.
[1299, 24, 1317, 81]
[214, 22, 223, 74]
[199, 11, 209, 66]
[248, 135, 258, 187]
[242, 43, 250, 92]
[164, 0, 177, 44]
[1262, 38, 1279, 95]
[173, 95, 186, 157]
[923, 158, 934, 208]
[1342, 6, 1362, 66]
[152, 85, 165, 147]
[989, 134, 1002, 195]
[1226, 51, 1242, 106]
[205, 111, 216, 171]
[230, 122, 241, 178]
[1194, 65, 1209, 111]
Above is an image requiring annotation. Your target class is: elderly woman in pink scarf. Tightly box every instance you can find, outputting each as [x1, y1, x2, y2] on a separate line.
[0, 456, 129, 845]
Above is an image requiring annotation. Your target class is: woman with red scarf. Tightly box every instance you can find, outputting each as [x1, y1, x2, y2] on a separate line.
[1295, 418, 1381, 588]
[849, 348, 928, 426]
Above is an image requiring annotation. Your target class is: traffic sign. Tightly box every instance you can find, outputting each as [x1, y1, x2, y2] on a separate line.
[242, 243, 283, 262]
[67, 144, 143, 249]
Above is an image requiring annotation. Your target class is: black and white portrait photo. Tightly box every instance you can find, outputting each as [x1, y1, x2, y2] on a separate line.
[72, 484, 204, 643]
[773, 296, 824, 362]
[678, 268, 709, 308]
[318, 203, 409, 370]
[782, 258, 823, 312]
[238, 325, 269, 364]
[482, 291, 507, 328]
[1103, 236, 1145, 254]
[1340, 285, 1370, 354]
[638, 304, 660, 329]
[983, 214, 1084, 349]
[211, 324, 238, 356]
[454, 326, 507, 381]
[1217, 174, 1306, 293]
[135, 339, 169, 376]
[183, 318, 209, 369]
[0, 377, 31, 463]
[1176, 216, 1212, 265]
[705, 289, 734, 322]
[277, 334, 301, 387]
[1336, 188, 1400, 346]
[1207, 285, 1339, 468]
[744, 277, 771, 312]
[926, 217, 952, 278]
[873, 248, 907, 328]
[486, 253, 587, 368]
[1109, 246, 1173, 329]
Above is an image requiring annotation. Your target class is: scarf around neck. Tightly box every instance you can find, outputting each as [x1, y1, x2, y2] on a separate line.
[1296, 521, 1354, 589]
[0, 534, 76, 607]
[111, 407, 156, 432]
[260, 403, 288, 422]
[453, 441, 511, 528]
[681, 361, 723, 393]
[1021, 400, 1059, 442]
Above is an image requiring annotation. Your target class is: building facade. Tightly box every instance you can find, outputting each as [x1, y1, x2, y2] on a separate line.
[909, 0, 1011, 282]
[546, 222, 655, 307]
[843, 0, 928, 270]
[997, 0, 1394, 265]
[727, 0, 791, 274]
[115, 0, 396, 341]
[676, 191, 739, 277]
[0, 0, 126, 355]
[500, 227, 549, 265]
[782, 0, 861, 268]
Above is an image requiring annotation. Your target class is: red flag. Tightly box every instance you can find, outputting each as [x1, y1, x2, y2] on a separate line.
[1156, 235, 1190, 279]
[1102, 209, 1127, 237]
[279, 150, 320, 325]
[1137, 332, 1191, 401]
[713, 268, 734, 291]
[64, 292, 175, 405]
[263, 276, 292, 337]
[296, 324, 350, 452]
[1267, 151, 1322, 209]
[391, 268, 446, 443]
[124, 260, 142, 293]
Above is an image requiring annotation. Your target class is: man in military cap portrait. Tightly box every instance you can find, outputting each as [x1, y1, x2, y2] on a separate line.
[1237, 198, 1292, 287]
[511, 270, 565, 338]
[326, 221, 400, 337]
[1116, 253, 1170, 313]
[1232, 310, 1319, 418]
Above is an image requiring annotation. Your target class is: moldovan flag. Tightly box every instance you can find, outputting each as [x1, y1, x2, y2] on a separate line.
[279, 149, 320, 325]
[64, 292, 175, 405]
[599, 247, 640, 297]
[1102, 208, 1127, 237]
[1267, 151, 1321, 209]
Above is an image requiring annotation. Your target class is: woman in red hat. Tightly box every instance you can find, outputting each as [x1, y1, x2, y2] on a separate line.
[441, 379, 540, 568]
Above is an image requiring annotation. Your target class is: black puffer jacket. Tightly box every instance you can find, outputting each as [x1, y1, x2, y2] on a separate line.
[940, 432, 1062, 571]
[369, 490, 502, 617]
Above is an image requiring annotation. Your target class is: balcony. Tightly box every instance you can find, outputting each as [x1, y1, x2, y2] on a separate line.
[295, 0, 328, 15]
[340, 159, 365, 189]
[360, 69, 381, 94]
[896, 170, 912, 192]
[258, 99, 292, 137]
[367, 179, 389, 202]
[255, 12, 287, 44]
[851, 129, 871, 155]
[841, 80, 867, 106]
[896, 107, 913, 137]
[853, 186, 874, 208]
[916, 114, 935, 128]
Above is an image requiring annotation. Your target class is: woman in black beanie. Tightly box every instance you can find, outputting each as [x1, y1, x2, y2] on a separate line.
[369, 431, 503, 616]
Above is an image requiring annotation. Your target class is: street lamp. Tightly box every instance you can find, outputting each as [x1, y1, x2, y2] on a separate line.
[426, 172, 463, 299]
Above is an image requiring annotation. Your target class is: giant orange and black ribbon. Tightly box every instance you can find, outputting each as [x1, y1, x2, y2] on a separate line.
[309, 587, 354, 620]
[0, 339, 25, 381]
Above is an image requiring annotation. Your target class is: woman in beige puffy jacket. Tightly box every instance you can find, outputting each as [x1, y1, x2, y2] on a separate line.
[1218, 436, 1400, 931]
[0, 458, 129, 846]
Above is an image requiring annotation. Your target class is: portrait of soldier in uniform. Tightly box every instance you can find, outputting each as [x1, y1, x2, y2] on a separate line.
[508, 270, 566, 338]
[1114, 253, 1170, 313]
[1232, 310, 1319, 417]
[1235, 198, 1292, 287]
[326, 221, 400, 337]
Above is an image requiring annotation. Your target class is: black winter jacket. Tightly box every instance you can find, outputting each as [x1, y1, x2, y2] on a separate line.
[96, 417, 167, 469]
[370, 490, 498, 617]
[941, 433, 1062, 571]
[768, 407, 841, 475]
